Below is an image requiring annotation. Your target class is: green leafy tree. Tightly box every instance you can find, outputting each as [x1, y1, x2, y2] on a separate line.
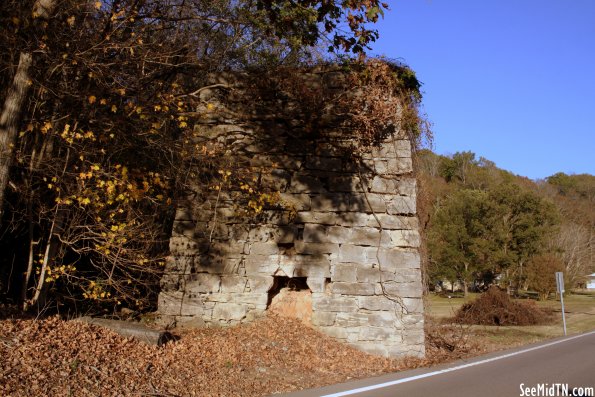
[489, 184, 559, 292]
[428, 189, 500, 296]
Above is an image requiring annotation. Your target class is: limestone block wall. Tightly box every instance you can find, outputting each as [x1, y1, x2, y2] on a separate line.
[158, 70, 425, 358]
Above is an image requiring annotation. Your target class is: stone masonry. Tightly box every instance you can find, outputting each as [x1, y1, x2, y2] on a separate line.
[158, 68, 425, 358]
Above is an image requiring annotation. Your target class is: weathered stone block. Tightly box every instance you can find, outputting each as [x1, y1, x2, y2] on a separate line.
[289, 175, 325, 193]
[305, 156, 342, 171]
[357, 296, 395, 311]
[311, 311, 337, 326]
[332, 264, 357, 283]
[369, 176, 398, 194]
[368, 312, 398, 328]
[212, 303, 248, 321]
[396, 177, 417, 196]
[349, 193, 387, 213]
[350, 227, 391, 247]
[311, 194, 351, 212]
[250, 242, 280, 256]
[244, 255, 280, 275]
[367, 214, 419, 230]
[389, 230, 421, 248]
[186, 273, 221, 293]
[328, 176, 361, 192]
[306, 277, 327, 293]
[379, 281, 423, 298]
[359, 326, 393, 341]
[337, 244, 368, 263]
[248, 275, 274, 292]
[279, 193, 311, 211]
[386, 196, 416, 215]
[295, 241, 339, 255]
[327, 226, 353, 243]
[157, 292, 184, 315]
[356, 267, 380, 283]
[369, 249, 420, 272]
[334, 213, 372, 228]
[318, 326, 348, 340]
[280, 254, 331, 277]
[233, 293, 268, 306]
[221, 276, 248, 293]
[313, 296, 358, 312]
[335, 313, 370, 327]
[402, 297, 424, 313]
[374, 158, 413, 175]
[296, 212, 337, 225]
[355, 342, 388, 356]
[331, 282, 376, 296]
[303, 224, 327, 243]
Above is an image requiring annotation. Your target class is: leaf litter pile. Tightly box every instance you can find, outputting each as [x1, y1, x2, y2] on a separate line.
[1, 312, 486, 397]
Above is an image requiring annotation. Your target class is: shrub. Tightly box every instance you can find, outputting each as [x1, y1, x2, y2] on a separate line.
[453, 287, 552, 326]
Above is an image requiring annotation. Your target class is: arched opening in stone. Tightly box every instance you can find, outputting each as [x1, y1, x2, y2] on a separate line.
[267, 276, 312, 325]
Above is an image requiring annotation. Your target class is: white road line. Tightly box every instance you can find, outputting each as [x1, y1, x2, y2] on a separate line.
[321, 330, 595, 397]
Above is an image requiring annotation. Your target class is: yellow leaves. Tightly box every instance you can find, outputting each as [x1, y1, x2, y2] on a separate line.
[56, 197, 73, 205]
[179, 121, 188, 128]
[83, 281, 111, 300]
[67, 16, 75, 26]
[90, 164, 100, 171]
[100, 98, 107, 105]
[111, 105, 118, 113]
[153, 105, 161, 112]
[88, 95, 97, 104]
[94, 1, 102, 10]
[206, 103, 215, 111]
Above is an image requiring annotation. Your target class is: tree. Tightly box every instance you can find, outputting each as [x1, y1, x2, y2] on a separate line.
[0, 0, 57, 221]
[0, 0, 391, 311]
[525, 254, 564, 300]
[488, 184, 559, 292]
[428, 189, 499, 296]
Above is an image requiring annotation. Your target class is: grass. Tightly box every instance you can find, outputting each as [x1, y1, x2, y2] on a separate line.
[425, 290, 595, 350]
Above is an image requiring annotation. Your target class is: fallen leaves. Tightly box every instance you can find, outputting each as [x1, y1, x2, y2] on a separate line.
[0, 312, 489, 397]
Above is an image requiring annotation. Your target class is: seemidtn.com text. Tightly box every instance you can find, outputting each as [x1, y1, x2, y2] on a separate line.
[520, 383, 594, 397]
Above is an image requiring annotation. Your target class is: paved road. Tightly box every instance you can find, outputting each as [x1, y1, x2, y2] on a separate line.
[277, 331, 595, 397]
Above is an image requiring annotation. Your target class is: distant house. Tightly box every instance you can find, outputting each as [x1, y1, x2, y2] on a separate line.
[587, 273, 595, 290]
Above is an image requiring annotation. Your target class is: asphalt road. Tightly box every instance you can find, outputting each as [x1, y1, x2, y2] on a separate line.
[277, 331, 595, 397]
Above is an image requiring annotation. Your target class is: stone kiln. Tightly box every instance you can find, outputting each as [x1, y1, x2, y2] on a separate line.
[158, 67, 425, 357]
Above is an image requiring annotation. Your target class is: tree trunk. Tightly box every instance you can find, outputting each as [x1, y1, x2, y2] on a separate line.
[0, 53, 33, 220]
[0, 0, 57, 221]
[463, 280, 468, 297]
[75, 317, 173, 346]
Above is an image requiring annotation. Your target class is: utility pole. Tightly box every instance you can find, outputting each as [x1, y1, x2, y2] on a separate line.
[555, 272, 567, 336]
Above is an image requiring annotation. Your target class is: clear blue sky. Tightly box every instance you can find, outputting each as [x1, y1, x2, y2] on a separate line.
[369, 0, 595, 180]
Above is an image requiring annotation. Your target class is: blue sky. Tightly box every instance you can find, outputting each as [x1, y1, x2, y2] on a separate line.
[369, 0, 595, 180]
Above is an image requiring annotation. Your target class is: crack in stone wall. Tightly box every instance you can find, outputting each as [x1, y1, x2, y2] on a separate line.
[157, 69, 425, 358]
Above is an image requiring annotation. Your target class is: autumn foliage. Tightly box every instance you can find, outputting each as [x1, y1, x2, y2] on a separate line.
[0, 1, 423, 313]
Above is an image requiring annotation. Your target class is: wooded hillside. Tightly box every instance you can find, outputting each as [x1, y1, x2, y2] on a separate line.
[417, 149, 594, 296]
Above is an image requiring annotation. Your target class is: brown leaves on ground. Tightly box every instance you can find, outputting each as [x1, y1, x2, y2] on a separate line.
[1, 313, 410, 397]
[0, 310, 498, 397]
[453, 287, 554, 326]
